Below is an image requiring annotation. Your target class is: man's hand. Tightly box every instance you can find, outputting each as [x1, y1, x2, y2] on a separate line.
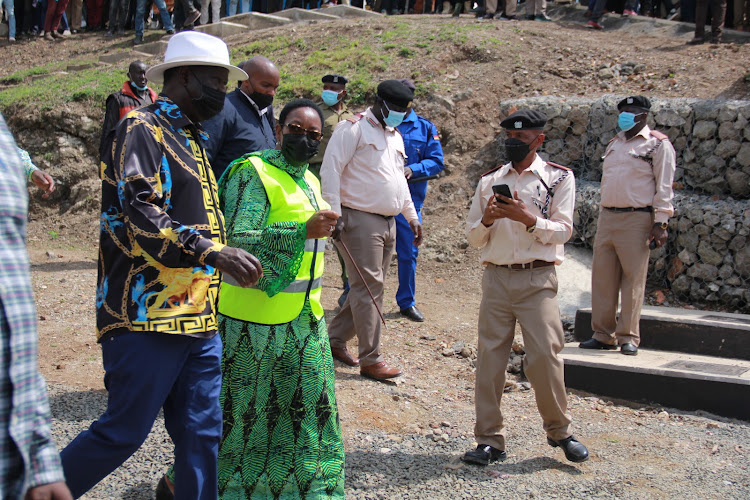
[404, 166, 413, 180]
[25, 481, 73, 500]
[31, 170, 55, 198]
[214, 247, 263, 288]
[648, 224, 668, 249]
[331, 216, 345, 241]
[490, 191, 537, 228]
[306, 209, 340, 239]
[410, 219, 423, 247]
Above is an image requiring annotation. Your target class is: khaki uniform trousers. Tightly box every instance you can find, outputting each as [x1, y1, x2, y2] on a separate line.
[474, 264, 572, 451]
[526, 0, 546, 15]
[66, 0, 83, 29]
[485, 0, 516, 15]
[591, 210, 653, 347]
[329, 207, 396, 367]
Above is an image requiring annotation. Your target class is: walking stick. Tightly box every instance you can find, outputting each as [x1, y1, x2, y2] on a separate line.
[337, 238, 387, 327]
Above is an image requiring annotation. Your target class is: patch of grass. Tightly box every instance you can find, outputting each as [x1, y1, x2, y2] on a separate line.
[436, 23, 491, 44]
[0, 61, 124, 111]
[233, 35, 295, 59]
[481, 37, 508, 48]
[415, 81, 439, 98]
[378, 22, 411, 42]
[384, 43, 398, 50]
[398, 47, 415, 58]
[274, 40, 391, 105]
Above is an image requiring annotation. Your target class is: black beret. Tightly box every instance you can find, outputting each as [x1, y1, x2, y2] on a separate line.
[396, 78, 416, 91]
[500, 109, 548, 130]
[617, 95, 651, 111]
[377, 79, 414, 108]
[322, 74, 348, 85]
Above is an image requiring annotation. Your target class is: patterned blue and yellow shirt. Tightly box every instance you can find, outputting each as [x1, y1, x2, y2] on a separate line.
[97, 96, 226, 341]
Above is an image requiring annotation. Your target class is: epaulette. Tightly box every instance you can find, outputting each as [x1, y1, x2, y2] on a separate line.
[346, 113, 364, 124]
[547, 161, 571, 171]
[481, 164, 504, 177]
[650, 130, 668, 141]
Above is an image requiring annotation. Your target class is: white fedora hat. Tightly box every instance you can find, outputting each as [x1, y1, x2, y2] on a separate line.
[146, 31, 248, 84]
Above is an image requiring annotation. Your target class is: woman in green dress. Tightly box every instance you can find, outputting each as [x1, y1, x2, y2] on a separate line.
[216, 99, 344, 499]
[159, 99, 345, 500]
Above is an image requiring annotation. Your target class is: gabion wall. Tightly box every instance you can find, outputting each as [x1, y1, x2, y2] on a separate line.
[499, 96, 750, 312]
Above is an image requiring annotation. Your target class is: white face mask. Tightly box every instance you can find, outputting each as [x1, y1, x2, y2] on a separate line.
[382, 100, 406, 128]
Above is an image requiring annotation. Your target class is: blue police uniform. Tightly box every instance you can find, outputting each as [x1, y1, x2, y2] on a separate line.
[395, 110, 444, 310]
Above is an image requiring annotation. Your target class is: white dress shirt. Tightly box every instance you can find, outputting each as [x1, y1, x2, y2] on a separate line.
[320, 107, 418, 223]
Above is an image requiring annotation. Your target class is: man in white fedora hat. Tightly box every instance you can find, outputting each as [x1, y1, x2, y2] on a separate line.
[59, 31, 263, 500]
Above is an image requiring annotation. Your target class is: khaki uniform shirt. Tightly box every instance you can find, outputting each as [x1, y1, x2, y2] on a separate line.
[599, 125, 676, 224]
[466, 154, 576, 266]
[321, 107, 418, 223]
[309, 102, 354, 165]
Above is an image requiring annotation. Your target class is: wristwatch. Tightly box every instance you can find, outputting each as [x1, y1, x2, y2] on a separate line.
[656, 222, 668, 230]
[526, 222, 536, 233]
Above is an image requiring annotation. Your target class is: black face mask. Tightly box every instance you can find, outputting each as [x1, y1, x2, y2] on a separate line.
[190, 72, 226, 120]
[282, 133, 320, 167]
[504, 138, 534, 163]
[247, 82, 274, 110]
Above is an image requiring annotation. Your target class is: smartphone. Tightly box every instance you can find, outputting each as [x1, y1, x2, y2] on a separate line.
[492, 184, 512, 204]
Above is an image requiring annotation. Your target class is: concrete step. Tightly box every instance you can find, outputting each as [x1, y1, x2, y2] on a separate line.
[561, 343, 750, 420]
[316, 5, 383, 18]
[275, 7, 341, 22]
[574, 306, 750, 361]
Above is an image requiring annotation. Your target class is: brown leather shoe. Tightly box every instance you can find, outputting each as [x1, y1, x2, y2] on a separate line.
[361, 361, 402, 380]
[331, 346, 359, 367]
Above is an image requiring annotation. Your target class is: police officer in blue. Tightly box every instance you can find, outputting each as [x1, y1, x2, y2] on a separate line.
[395, 79, 445, 322]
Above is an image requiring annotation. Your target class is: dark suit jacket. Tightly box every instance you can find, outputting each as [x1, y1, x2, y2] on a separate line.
[202, 89, 277, 181]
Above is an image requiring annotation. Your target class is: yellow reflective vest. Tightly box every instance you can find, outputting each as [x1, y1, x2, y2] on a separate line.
[218, 156, 329, 325]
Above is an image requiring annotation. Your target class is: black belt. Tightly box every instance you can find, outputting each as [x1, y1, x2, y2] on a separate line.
[342, 206, 394, 220]
[603, 206, 653, 213]
[492, 260, 555, 270]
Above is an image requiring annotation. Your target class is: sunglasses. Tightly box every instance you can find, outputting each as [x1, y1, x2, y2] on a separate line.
[285, 123, 323, 142]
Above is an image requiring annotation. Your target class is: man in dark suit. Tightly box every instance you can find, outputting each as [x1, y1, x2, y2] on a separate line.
[202, 56, 280, 180]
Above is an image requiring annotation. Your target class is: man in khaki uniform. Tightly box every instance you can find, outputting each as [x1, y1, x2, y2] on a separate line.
[321, 80, 423, 382]
[309, 74, 354, 178]
[310, 74, 354, 307]
[580, 95, 676, 356]
[463, 109, 589, 465]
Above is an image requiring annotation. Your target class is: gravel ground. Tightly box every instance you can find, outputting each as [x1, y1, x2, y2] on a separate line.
[49, 382, 750, 500]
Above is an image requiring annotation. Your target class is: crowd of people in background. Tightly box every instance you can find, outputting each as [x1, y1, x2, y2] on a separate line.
[2, 0, 749, 43]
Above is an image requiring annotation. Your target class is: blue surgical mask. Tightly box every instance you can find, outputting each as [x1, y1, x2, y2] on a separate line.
[382, 100, 406, 128]
[321, 90, 341, 107]
[618, 111, 639, 131]
[131, 81, 148, 92]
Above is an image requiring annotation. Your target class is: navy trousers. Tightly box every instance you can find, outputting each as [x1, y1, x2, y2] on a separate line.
[60, 331, 223, 500]
[395, 209, 422, 310]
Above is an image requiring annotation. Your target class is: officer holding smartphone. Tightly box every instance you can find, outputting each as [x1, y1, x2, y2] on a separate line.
[463, 109, 589, 466]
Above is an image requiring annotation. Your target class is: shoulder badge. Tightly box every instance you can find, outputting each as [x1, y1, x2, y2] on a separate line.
[650, 130, 668, 141]
[346, 113, 364, 124]
[481, 165, 504, 177]
[547, 161, 571, 171]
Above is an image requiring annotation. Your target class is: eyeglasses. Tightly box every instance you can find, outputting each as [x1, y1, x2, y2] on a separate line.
[285, 123, 323, 142]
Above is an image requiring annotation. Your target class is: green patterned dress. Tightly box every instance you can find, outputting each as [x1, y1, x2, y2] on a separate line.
[216, 150, 345, 499]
